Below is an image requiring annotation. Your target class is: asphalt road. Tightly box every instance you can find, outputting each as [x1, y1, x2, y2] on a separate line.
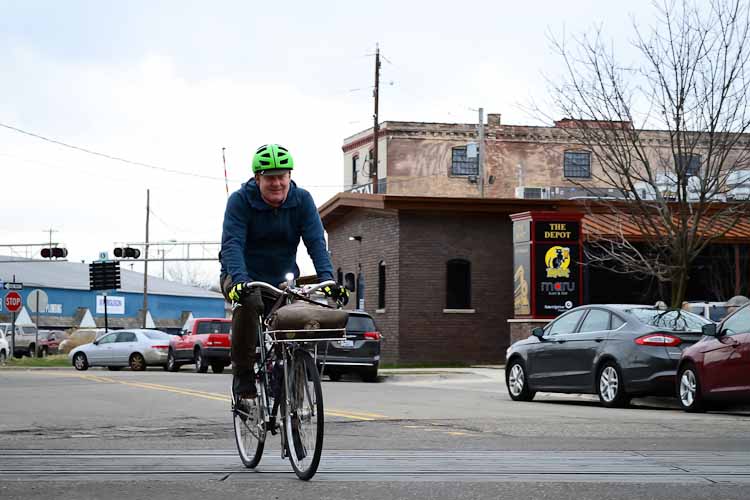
[1, 367, 749, 499]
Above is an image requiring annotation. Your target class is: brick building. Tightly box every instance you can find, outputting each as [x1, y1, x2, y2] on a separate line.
[320, 194, 750, 365]
[342, 115, 750, 200]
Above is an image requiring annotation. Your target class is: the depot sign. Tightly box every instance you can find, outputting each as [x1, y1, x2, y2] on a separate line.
[511, 212, 584, 319]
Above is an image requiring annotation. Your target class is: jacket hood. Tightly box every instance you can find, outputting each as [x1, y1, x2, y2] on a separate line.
[242, 178, 299, 210]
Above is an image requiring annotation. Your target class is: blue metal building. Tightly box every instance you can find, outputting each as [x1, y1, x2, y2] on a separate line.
[0, 257, 225, 332]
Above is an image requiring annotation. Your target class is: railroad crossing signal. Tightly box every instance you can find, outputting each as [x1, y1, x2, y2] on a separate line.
[89, 261, 121, 291]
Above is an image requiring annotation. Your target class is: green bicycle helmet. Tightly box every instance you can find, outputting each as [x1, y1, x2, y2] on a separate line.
[252, 144, 294, 175]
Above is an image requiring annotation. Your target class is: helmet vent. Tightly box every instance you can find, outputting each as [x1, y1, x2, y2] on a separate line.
[279, 158, 289, 165]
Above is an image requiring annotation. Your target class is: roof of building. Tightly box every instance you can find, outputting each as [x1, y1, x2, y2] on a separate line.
[0, 256, 223, 299]
[319, 193, 750, 243]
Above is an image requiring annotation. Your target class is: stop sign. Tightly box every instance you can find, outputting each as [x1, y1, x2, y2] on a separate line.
[4, 291, 22, 313]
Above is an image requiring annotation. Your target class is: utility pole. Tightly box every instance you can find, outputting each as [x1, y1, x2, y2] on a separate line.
[142, 189, 150, 328]
[478, 107, 485, 198]
[43, 228, 58, 252]
[371, 43, 381, 194]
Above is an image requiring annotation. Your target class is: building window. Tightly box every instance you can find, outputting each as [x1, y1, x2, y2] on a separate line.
[344, 272, 356, 293]
[378, 260, 386, 309]
[674, 153, 701, 176]
[451, 147, 479, 176]
[352, 155, 359, 186]
[446, 259, 471, 309]
[564, 151, 592, 178]
[337, 267, 343, 285]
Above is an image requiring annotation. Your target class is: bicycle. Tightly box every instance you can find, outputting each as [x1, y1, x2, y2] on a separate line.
[230, 277, 346, 480]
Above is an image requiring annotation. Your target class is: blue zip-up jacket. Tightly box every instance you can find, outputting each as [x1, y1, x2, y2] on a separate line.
[220, 179, 334, 286]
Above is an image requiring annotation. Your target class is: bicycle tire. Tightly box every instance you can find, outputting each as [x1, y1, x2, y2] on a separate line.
[232, 379, 266, 468]
[283, 350, 324, 480]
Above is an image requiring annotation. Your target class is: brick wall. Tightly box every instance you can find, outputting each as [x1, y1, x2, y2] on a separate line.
[326, 210, 400, 363]
[398, 212, 514, 364]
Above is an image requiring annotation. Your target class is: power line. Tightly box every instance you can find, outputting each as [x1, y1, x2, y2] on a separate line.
[0, 121, 232, 182]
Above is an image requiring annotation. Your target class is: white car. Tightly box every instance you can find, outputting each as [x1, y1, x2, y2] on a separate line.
[0, 329, 9, 364]
[69, 329, 171, 371]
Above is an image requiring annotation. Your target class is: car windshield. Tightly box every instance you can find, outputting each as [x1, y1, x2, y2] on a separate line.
[346, 315, 376, 331]
[196, 321, 231, 334]
[143, 331, 171, 340]
[627, 308, 710, 331]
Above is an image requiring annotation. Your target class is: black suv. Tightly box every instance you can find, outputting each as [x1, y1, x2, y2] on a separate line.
[318, 310, 381, 382]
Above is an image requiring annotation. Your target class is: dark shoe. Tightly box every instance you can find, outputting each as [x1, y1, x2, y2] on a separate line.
[233, 370, 257, 399]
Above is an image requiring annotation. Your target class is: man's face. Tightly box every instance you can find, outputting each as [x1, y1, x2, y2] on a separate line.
[256, 171, 291, 208]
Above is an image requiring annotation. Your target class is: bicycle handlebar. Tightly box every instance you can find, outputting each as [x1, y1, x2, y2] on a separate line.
[244, 279, 338, 298]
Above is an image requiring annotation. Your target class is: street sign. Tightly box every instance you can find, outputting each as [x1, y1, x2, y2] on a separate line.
[27, 289, 49, 313]
[89, 261, 121, 291]
[4, 291, 22, 313]
[3, 282, 23, 290]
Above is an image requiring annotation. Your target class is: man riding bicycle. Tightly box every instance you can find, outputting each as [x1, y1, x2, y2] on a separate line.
[220, 144, 348, 400]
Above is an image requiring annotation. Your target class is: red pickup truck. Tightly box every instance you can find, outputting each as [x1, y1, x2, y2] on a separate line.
[166, 318, 231, 373]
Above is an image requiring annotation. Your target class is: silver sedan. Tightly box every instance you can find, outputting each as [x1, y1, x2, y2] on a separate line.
[69, 329, 171, 371]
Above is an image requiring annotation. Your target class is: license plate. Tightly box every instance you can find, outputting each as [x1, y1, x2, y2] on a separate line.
[338, 340, 354, 348]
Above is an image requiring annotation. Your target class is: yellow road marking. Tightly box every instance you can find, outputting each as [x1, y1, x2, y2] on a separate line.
[28, 370, 389, 421]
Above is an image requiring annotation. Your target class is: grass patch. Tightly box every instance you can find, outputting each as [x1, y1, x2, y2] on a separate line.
[3, 354, 70, 368]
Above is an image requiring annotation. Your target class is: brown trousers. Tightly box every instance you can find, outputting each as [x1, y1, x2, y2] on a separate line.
[220, 274, 270, 375]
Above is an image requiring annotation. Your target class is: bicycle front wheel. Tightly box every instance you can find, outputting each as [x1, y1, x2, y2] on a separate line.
[232, 380, 266, 468]
[284, 350, 324, 480]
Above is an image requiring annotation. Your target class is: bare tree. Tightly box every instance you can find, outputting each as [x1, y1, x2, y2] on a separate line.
[166, 263, 218, 290]
[540, 0, 750, 306]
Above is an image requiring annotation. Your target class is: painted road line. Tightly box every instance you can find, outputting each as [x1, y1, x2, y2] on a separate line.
[33, 371, 390, 421]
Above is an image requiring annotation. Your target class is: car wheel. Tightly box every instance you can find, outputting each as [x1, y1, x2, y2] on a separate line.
[361, 366, 378, 383]
[506, 359, 535, 401]
[73, 352, 89, 371]
[678, 364, 705, 412]
[166, 349, 180, 372]
[211, 363, 225, 374]
[0, 350, 6, 364]
[28, 344, 36, 358]
[194, 349, 208, 373]
[597, 361, 630, 408]
[40, 347, 48, 358]
[129, 353, 147, 371]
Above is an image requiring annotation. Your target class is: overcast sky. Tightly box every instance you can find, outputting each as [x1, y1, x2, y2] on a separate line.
[0, 0, 652, 284]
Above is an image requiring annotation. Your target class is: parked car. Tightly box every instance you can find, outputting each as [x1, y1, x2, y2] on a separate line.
[69, 329, 171, 371]
[317, 310, 382, 382]
[0, 323, 39, 357]
[505, 305, 711, 407]
[37, 330, 64, 356]
[677, 302, 750, 412]
[59, 329, 107, 354]
[0, 328, 9, 364]
[683, 301, 729, 322]
[167, 318, 231, 373]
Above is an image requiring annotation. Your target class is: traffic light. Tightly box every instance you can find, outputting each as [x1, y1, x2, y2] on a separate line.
[89, 261, 121, 291]
[114, 247, 141, 259]
[40, 247, 68, 259]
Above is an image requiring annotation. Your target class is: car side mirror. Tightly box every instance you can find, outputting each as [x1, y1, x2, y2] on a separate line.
[531, 327, 545, 340]
[702, 323, 718, 337]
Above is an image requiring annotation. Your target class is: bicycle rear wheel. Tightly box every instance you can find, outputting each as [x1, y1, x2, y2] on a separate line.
[284, 350, 324, 480]
[232, 379, 266, 468]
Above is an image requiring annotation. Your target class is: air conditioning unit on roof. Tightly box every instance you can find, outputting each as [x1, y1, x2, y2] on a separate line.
[515, 186, 550, 200]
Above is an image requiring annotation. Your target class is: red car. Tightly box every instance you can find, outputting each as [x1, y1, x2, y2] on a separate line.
[677, 303, 750, 411]
[166, 318, 231, 373]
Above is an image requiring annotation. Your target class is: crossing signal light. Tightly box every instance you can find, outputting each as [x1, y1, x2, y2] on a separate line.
[40, 247, 68, 259]
[114, 247, 141, 259]
[89, 261, 121, 291]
